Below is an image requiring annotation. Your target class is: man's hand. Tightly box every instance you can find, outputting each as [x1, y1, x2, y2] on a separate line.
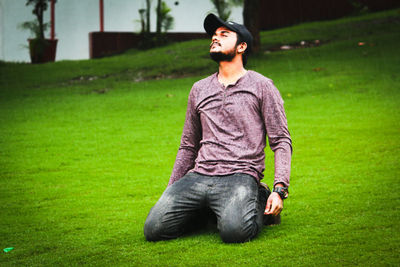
[264, 192, 283, 216]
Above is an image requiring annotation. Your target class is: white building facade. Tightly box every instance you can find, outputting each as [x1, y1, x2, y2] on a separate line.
[0, 0, 243, 62]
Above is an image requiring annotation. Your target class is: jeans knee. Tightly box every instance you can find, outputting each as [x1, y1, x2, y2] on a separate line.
[143, 217, 160, 241]
[219, 221, 259, 243]
[144, 210, 183, 241]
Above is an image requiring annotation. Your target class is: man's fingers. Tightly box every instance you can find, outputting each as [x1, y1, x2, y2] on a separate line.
[274, 201, 284, 216]
[264, 197, 272, 214]
[270, 200, 282, 216]
[272, 203, 282, 216]
[270, 201, 279, 215]
[264, 193, 283, 215]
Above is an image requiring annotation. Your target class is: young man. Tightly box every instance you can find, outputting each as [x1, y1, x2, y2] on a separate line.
[144, 14, 292, 243]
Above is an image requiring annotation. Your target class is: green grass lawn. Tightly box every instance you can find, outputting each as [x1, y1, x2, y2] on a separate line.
[1, 9, 399, 266]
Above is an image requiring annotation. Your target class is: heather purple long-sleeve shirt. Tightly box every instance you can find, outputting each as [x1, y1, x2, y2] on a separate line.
[168, 70, 292, 187]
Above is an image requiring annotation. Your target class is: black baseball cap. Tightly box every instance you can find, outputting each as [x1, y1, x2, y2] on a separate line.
[204, 13, 253, 53]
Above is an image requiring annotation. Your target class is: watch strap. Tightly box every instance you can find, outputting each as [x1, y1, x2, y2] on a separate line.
[273, 186, 289, 200]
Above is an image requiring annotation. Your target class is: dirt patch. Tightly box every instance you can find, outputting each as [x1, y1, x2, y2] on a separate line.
[264, 39, 325, 54]
[69, 75, 100, 83]
[66, 64, 210, 87]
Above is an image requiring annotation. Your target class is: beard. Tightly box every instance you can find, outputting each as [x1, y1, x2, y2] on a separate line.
[210, 47, 236, 63]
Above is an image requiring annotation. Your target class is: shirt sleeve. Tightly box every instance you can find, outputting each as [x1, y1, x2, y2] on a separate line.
[261, 81, 293, 187]
[168, 87, 202, 186]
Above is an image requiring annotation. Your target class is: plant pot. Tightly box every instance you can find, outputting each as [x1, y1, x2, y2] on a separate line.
[28, 38, 58, 64]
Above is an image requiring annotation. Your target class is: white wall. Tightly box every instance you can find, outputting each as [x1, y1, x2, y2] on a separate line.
[0, 0, 243, 62]
[0, 1, 3, 60]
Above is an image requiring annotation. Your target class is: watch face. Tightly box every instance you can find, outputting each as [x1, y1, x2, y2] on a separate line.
[274, 187, 288, 199]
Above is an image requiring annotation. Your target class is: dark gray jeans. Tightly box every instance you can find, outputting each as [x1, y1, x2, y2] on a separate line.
[144, 172, 269, 243]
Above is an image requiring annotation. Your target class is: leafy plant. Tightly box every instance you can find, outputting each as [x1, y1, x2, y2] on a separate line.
[158, 1, 174, 32]
[210, 0, 231, 21]
[19, 0, 56, 40]
[137, 0, 175, 49]
[18, 20, 49, 40]
[209, 0, 242, 21]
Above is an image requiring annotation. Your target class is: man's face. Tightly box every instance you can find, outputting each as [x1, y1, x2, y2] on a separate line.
[209, 26, 238, 62]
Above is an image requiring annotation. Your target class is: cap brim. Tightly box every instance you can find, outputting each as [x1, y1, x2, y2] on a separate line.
[204, 13, 235, 36]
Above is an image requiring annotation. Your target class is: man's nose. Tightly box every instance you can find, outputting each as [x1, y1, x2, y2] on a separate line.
[212, 35, 219, 42]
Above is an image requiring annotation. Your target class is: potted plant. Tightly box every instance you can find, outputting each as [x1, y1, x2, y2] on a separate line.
[19, 0, 57, 63]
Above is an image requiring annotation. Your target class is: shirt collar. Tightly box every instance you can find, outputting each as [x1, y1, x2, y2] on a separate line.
[213, 70, 250, 88]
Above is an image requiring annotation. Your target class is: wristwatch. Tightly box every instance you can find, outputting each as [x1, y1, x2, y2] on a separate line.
[273, 187, 289, 200]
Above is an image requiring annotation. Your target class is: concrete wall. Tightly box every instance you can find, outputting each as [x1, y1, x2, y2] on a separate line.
[0, 0, 243, 62]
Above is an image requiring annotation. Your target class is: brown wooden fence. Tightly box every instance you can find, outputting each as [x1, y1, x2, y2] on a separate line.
[259, 0, 400, 30]
[89, 32, 208, 59]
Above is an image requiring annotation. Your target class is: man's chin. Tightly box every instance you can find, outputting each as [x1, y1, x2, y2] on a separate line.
[210, 52, 235, 63]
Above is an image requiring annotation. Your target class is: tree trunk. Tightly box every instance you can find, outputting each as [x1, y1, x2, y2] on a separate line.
[243, 0, 260, 53]
[146, 0, 151, 33]
[37, 3, 45, 39]
[156, 0, 162, 34]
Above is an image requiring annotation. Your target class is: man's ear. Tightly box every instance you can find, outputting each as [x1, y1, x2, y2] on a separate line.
[237, 42, 247, 54]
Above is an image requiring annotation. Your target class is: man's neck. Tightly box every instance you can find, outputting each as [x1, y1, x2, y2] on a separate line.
[217, 59, 247, 87]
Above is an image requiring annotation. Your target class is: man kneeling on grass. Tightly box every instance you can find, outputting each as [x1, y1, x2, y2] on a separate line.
[144, 14, 292, 243]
